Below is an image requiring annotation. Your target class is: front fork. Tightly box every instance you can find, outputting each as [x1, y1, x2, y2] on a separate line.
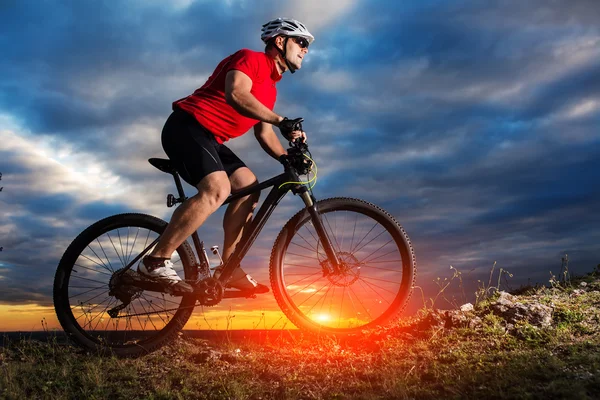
[298, 189, 341, 274]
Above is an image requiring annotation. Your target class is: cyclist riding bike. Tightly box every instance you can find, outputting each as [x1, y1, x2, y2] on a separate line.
[138, 18, 314, 294]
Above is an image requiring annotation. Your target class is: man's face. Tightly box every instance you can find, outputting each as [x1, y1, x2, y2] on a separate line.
[285, 36, 309, 70]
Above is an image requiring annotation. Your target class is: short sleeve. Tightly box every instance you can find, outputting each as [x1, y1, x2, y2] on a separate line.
[227, 49, 261, 82]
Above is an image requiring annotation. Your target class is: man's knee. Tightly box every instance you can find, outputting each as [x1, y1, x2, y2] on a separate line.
[196, 172, 231, 209]
[230, 167, 258, 193]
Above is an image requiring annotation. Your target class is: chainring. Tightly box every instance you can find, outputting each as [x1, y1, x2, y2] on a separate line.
[194, 277, 224, 306]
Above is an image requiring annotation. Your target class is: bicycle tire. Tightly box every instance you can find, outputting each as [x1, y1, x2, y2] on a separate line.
[269, 198, 416, 334]
[53, 213, 197, 357]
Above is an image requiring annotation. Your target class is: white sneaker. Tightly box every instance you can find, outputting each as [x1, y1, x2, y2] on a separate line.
[138, 257, 192, 292]
[213, 266, 269, 293]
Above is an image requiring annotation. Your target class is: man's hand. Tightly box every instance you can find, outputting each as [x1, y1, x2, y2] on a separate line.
[278, 117, 307, 143]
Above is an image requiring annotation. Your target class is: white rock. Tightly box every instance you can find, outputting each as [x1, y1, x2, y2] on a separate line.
[460, 303, 474, 312]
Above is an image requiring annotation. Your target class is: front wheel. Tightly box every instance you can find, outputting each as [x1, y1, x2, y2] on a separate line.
[270, 198, 416, 334]
[53, 213, 197, 357]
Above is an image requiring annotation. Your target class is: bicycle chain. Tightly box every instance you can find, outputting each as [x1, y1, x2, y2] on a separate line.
[109, 300, 210, 319]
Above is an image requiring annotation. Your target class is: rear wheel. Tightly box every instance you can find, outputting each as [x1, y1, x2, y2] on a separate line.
[53, 213, 197, 357]
[270, 198, 416, 334]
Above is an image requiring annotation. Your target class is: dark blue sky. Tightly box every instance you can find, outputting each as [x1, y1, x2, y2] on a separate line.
[1, 0, 599, 314]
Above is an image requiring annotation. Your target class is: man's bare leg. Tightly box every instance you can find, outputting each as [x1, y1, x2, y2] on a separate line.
[222, 167, 259, 263]
[150, 171, 231, 258]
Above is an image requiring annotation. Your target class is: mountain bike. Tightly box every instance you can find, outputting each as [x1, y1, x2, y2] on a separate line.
[53, 121, 416, 357]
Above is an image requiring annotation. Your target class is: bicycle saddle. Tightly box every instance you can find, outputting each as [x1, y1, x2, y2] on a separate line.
[148, 158, 178, 175]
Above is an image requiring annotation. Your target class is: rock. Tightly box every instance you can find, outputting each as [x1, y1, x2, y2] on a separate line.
[444, 308, 482, 329]
[460, 303, 474, 312]
[496, 291, 516, 306]
[192, 349, 222, 364]
[580, 281, 588, 287]
[491, 296, 553, 328]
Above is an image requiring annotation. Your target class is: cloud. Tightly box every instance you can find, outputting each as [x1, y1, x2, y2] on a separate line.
[1, 0, 599, 318]
[280, 0, 358, 32]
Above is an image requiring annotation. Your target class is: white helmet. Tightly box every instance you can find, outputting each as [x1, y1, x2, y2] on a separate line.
[261, 18, 315, 44]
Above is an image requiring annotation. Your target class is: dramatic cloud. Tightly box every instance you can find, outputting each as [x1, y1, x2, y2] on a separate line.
[1, 0, 599, 326]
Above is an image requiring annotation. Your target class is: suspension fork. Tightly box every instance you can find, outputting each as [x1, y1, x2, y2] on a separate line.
[298, 188, 341, 274]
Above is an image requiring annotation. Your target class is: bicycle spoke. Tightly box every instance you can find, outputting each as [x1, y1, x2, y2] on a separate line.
[140, 292, 182, 307]
[348, 285, 374, 321]
[322, 213, 342, 254]
[127, 227, 141, 265]
[357, 277, 397, 299]
[71, 290, 110, 309]
[353, 228, 388, 256]
[360, 239, 394, 264]
[308, 282, 334, 316]
[74, 263, 113, 277]
[294, 231, 320, 254]
[359, 263, 403, 273]
[359, 274, 402, 286]
[316, 284, 333, 316]
[290, 240, 319, 254]
[285, 252, 320, 261]
[349, 221, 378, 255]
[349, 213, 358, 255]
[345, 285, 360, 323]
[82, 297, 115, 329]
[95, 237, 116, 272]
[68, 285, 105, 291]
[80, 252, 113, 274]
[295, 281, 331, 308]
[338, 285, 346, 328]
[286, 271, 322, 288]
[284, 263, 321, 270]
[107, 232, 126, 268]
[69, 285, 106, 298]
[141, 294, 171, 325]
[137, 298, 160, 331]
[289, 274, 325, 298]
[69, 275, 107, 285]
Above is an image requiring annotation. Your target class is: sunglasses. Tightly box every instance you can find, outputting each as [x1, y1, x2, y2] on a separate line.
[292, 37, 310, 49]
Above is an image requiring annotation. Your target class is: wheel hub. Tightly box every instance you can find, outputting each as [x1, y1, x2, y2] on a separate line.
[108, 268, 143, 308]
[318, 251, 362, 287]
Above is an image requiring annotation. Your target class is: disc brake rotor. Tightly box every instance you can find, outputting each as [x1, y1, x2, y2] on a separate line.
[316, 249, 362, 287]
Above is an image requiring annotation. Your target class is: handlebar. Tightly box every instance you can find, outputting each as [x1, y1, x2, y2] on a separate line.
[277, 117, 313, 176]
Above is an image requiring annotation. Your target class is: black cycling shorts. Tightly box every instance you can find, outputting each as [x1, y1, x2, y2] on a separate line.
[161, 108, 246, 187]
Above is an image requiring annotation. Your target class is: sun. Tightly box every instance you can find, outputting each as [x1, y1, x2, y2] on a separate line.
[315, 313, 331, 322]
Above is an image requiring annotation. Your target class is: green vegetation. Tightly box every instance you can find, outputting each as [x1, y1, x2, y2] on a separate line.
[2, 267, 600, 399]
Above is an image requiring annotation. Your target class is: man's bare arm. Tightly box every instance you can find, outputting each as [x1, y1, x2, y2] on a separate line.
[225, 70, 284, 126]
[254, 122, 287, 160]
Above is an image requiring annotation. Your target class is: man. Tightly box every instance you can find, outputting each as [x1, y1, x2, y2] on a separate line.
[138, 18, 314, 293]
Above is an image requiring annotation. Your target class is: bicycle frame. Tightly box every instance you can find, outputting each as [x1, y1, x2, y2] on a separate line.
[119, 162, 341, 287]
[203, 166, 341, 284]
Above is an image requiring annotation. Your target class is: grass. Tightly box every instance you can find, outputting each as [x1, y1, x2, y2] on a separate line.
[1, 267, 600, 399]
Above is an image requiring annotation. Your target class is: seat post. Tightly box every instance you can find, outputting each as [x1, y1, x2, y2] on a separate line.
[172, 172, 187, 200]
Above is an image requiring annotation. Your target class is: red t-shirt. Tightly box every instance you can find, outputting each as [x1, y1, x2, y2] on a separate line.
[173, 49, 282, 143]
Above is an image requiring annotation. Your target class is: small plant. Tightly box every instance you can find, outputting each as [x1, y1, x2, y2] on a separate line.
[475, 262, 513, 306]
[560, 254, 571, 285]
[429, 266, 463, 309]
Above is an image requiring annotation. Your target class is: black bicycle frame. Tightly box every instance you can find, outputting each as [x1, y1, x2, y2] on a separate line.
[213, 167, 341, 283]
[120, 164, 341, 283]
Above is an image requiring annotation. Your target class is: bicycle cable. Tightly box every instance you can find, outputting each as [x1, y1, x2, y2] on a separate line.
[278, 152, 318, 190]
